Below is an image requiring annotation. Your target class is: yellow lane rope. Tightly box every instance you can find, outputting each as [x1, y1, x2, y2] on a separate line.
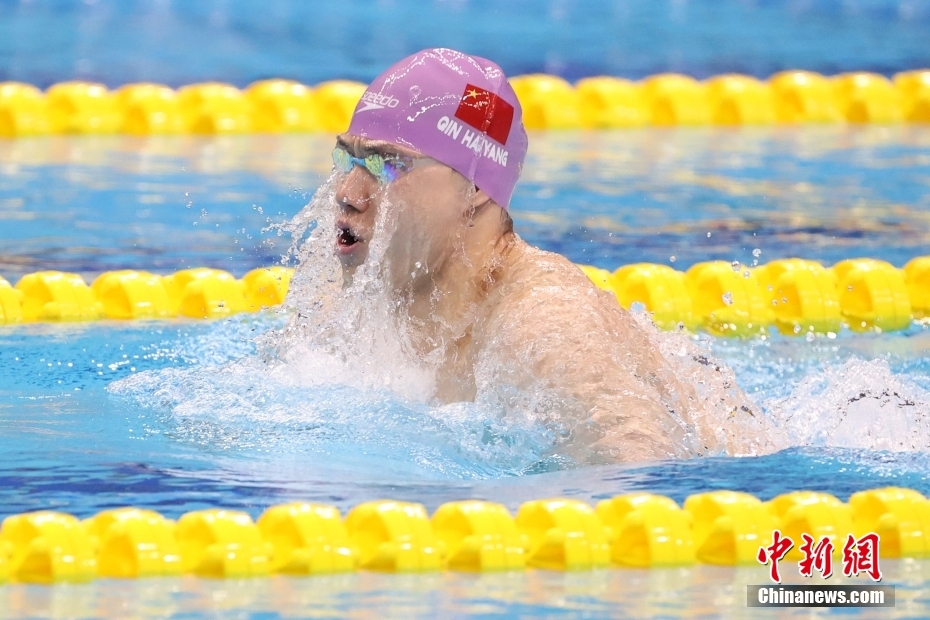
[0, 487, 927, 581]
[1, 70, 928, 137]
[3, 256, 928, 337]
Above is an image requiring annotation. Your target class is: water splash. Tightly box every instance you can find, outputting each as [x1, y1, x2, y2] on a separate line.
[765, 357, 930, 452]
[111, 173, 559, 478]
[630, 310, 782, 457]
[111, 168, 753, 471]
[109, 170, 930, 475]
[109, 355, 555, 479]
[263, 174, 440, 402]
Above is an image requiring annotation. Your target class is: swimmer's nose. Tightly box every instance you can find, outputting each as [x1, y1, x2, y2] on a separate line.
[335, 165, 374, 213]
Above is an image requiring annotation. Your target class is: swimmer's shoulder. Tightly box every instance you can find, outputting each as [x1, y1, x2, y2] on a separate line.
[490, 238, 625, 325]
[480, 238, 657, 396]
[501, 238, 588, 285]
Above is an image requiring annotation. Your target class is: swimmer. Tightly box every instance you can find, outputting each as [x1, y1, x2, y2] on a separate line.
[327, 48, 769, 464]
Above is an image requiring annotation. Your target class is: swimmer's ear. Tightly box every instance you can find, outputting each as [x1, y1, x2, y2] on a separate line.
[469, 186, 493, 211]
[464, 187, 492, 227]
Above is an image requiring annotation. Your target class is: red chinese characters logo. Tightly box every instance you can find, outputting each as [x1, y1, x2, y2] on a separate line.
[842, 533, 882, 581]
[757, 531, 882, 582]
[798, 534, 834, 578]
[756, 529, 794, 583]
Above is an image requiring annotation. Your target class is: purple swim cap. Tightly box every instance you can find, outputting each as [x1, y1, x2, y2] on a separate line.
[348, 48, 528, 208]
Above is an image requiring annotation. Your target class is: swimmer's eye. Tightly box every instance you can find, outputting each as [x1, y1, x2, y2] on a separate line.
[378, 155, 410, 182]
[332, 146, 353, 173]
[332, 147, 410, 184]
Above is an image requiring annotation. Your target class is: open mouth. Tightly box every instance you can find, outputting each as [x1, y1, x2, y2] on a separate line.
[337, 225, 362, 250]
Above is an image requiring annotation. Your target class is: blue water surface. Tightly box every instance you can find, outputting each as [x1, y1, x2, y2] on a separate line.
[1, 0, 929, 87]
[2, 315, 930, 520]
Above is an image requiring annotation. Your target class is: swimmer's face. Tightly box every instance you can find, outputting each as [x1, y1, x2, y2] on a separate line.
[333, 133, 476, 287]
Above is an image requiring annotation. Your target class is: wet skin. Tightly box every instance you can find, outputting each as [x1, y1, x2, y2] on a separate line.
[333, 134, 766, 464]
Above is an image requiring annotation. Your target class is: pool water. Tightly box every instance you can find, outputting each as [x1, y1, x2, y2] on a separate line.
[2, 129, 930, 618]
[2, 0, 929, 86]
[2, 562, 929, 619]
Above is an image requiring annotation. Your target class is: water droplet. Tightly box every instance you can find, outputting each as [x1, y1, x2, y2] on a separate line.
[409, 85, 421, 99]
[707, 232, 712, 238]
[415, 262, 422, 269]
[752, 248, 762, 257]
[722, 292, 733, 305]
[793, 324, 802, 334]
[669, 255, 676, 263]
[731, 261, 741, 271]
[743, 270, 750, 278]
[805, 331, 815, 342]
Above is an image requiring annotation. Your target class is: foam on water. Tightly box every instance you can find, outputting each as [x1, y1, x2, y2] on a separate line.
[110, 360, 555, 480]
[766, 357, 930, 452]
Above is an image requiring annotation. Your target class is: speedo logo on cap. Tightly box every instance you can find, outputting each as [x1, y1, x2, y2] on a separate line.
[357, 91, 400, 112]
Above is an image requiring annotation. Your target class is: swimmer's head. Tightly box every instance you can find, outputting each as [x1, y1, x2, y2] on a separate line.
[334, 48, 527, 285]
[348, 48, 527, 208]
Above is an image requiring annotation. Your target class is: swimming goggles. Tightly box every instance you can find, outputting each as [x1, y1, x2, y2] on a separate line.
[332, 146, 412, 184]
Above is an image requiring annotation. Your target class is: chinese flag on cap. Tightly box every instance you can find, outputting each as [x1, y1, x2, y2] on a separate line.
[454, 83, 514, 145]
